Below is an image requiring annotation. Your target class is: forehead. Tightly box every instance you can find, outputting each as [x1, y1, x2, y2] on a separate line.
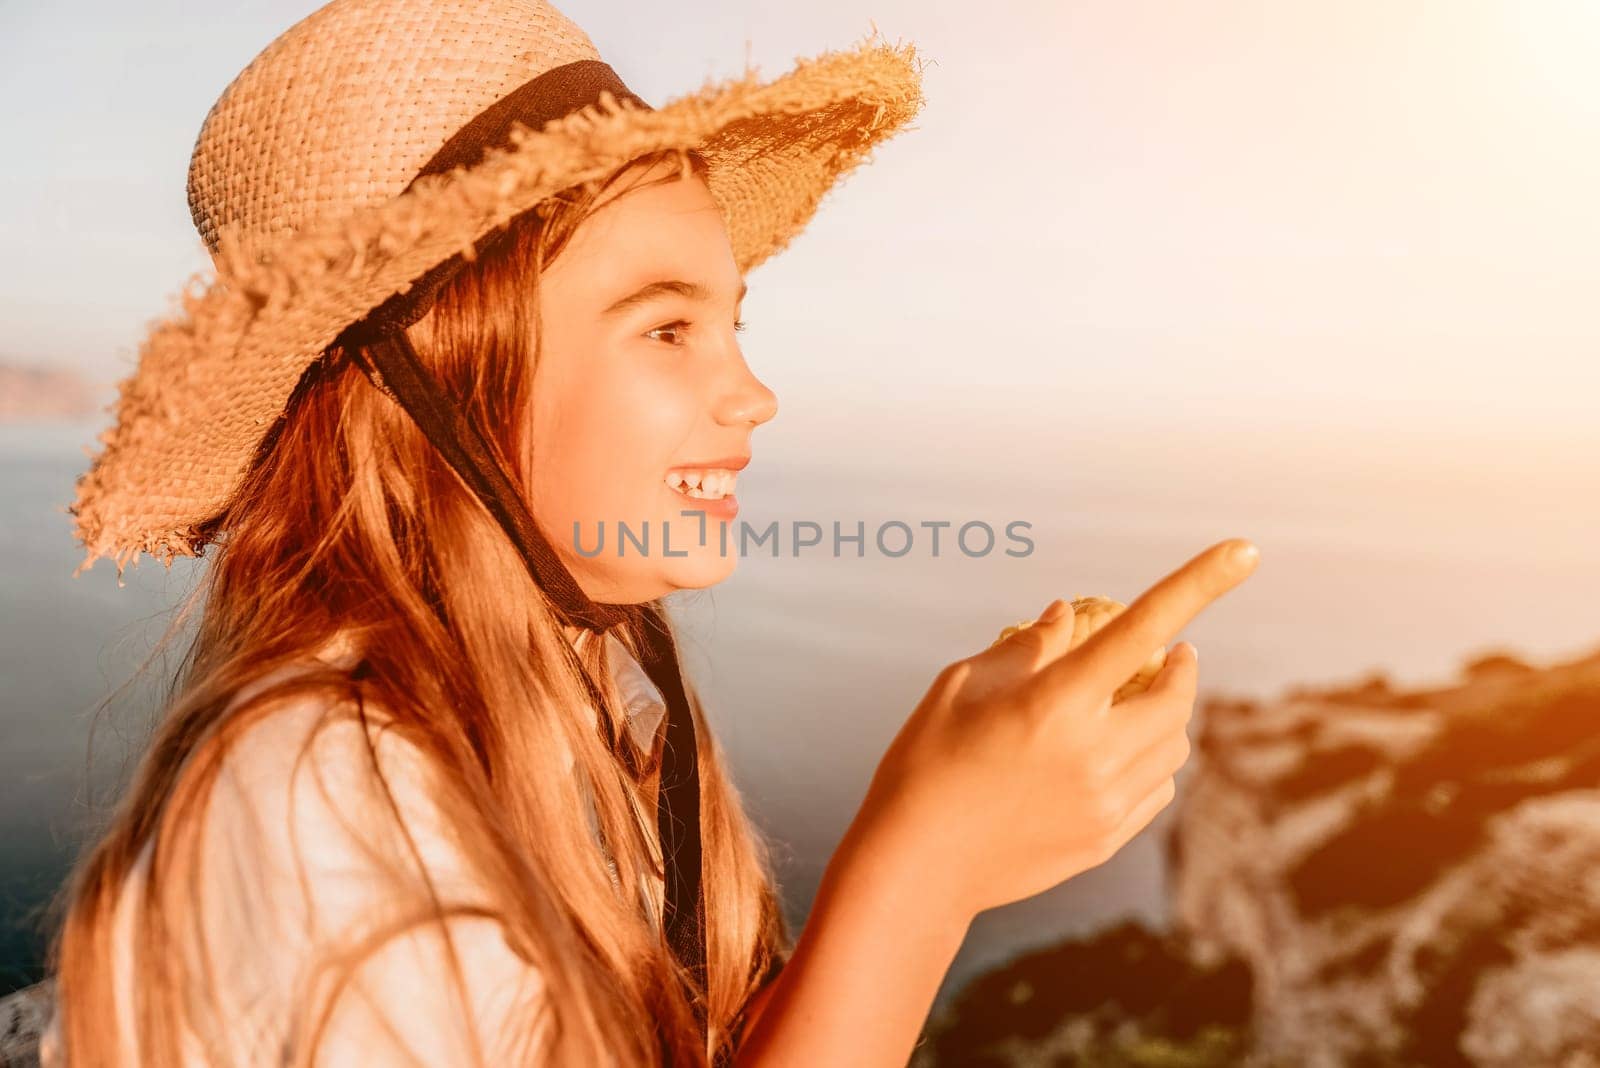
[551, 167, 739, 302]
[582, 163, 726, 249]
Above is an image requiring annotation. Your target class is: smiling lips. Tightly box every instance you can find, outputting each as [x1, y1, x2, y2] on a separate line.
[664, 455, 749, 502]
[664, 467, 739, 500]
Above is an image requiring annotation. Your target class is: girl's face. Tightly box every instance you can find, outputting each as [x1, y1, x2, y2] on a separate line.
[530, 157, 779, 605]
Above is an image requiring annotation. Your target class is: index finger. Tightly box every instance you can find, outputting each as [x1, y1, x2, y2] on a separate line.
[1037, 537, 1260, 704]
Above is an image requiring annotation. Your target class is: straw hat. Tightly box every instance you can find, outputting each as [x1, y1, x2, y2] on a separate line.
[70, 0, 926, 572]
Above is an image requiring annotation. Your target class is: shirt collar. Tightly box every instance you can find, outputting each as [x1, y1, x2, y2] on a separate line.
[603, 630, 669, 757]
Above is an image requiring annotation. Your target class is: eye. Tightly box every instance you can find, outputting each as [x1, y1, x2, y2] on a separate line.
[645, 319, 749, 347]
[645, 320, 691, 347]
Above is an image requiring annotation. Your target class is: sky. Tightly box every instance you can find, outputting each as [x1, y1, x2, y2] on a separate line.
[2, 0, 1598, 479]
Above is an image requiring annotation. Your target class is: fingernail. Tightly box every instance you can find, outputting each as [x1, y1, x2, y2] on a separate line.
[1230, 540, 1259, 566]
[1040, 598, 1068, 621]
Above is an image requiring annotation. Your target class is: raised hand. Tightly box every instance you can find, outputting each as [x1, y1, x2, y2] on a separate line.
[853, 538, 1260, 919]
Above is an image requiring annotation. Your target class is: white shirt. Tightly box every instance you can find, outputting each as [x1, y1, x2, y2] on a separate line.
[39, 630, 670, 1067]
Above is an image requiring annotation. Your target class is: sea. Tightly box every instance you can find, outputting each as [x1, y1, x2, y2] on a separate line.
[3, 418, 1598, 1007]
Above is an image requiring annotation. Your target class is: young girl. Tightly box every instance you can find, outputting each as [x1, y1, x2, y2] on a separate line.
[50, 142, 788, 1066]
[47, 1, 1254, 1065]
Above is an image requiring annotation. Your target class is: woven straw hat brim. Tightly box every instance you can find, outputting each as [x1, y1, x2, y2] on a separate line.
[72, 29, 925, 573]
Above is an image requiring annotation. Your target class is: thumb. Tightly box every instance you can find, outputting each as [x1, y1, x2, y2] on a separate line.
[1122, 640, 1196, 705]
[955, 601, 1081, 709]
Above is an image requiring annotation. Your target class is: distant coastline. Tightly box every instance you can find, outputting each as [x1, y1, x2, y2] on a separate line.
[0, 361, 103, 423]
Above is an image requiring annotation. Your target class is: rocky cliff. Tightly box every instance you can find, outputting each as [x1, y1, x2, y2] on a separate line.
[0, 362, 99, 422]
[0, 980, 48, 1068]
[916, 644, 1600, 1067]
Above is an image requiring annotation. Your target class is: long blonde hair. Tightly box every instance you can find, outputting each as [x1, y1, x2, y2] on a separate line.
[51, 146, 791, 1067]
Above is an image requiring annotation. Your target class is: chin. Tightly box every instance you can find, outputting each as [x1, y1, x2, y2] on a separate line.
[658, 544, 739, 591]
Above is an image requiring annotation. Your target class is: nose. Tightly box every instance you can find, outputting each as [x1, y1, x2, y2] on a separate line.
[714, 356, 779, 428]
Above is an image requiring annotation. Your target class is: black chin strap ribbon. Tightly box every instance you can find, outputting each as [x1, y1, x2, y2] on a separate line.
[341, 322, 629, 633]
[339, 323, 713, 1047]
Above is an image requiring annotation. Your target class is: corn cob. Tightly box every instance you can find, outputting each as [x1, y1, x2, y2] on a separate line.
[990, 595, 1168, 703]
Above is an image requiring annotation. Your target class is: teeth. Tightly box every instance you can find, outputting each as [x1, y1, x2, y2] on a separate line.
[665, 468, 738, 500]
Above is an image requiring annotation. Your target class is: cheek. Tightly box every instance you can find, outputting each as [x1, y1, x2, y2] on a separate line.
[532, 356, 700, 523]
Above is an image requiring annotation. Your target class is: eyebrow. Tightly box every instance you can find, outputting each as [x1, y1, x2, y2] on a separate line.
[601, 278, 748, 318]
